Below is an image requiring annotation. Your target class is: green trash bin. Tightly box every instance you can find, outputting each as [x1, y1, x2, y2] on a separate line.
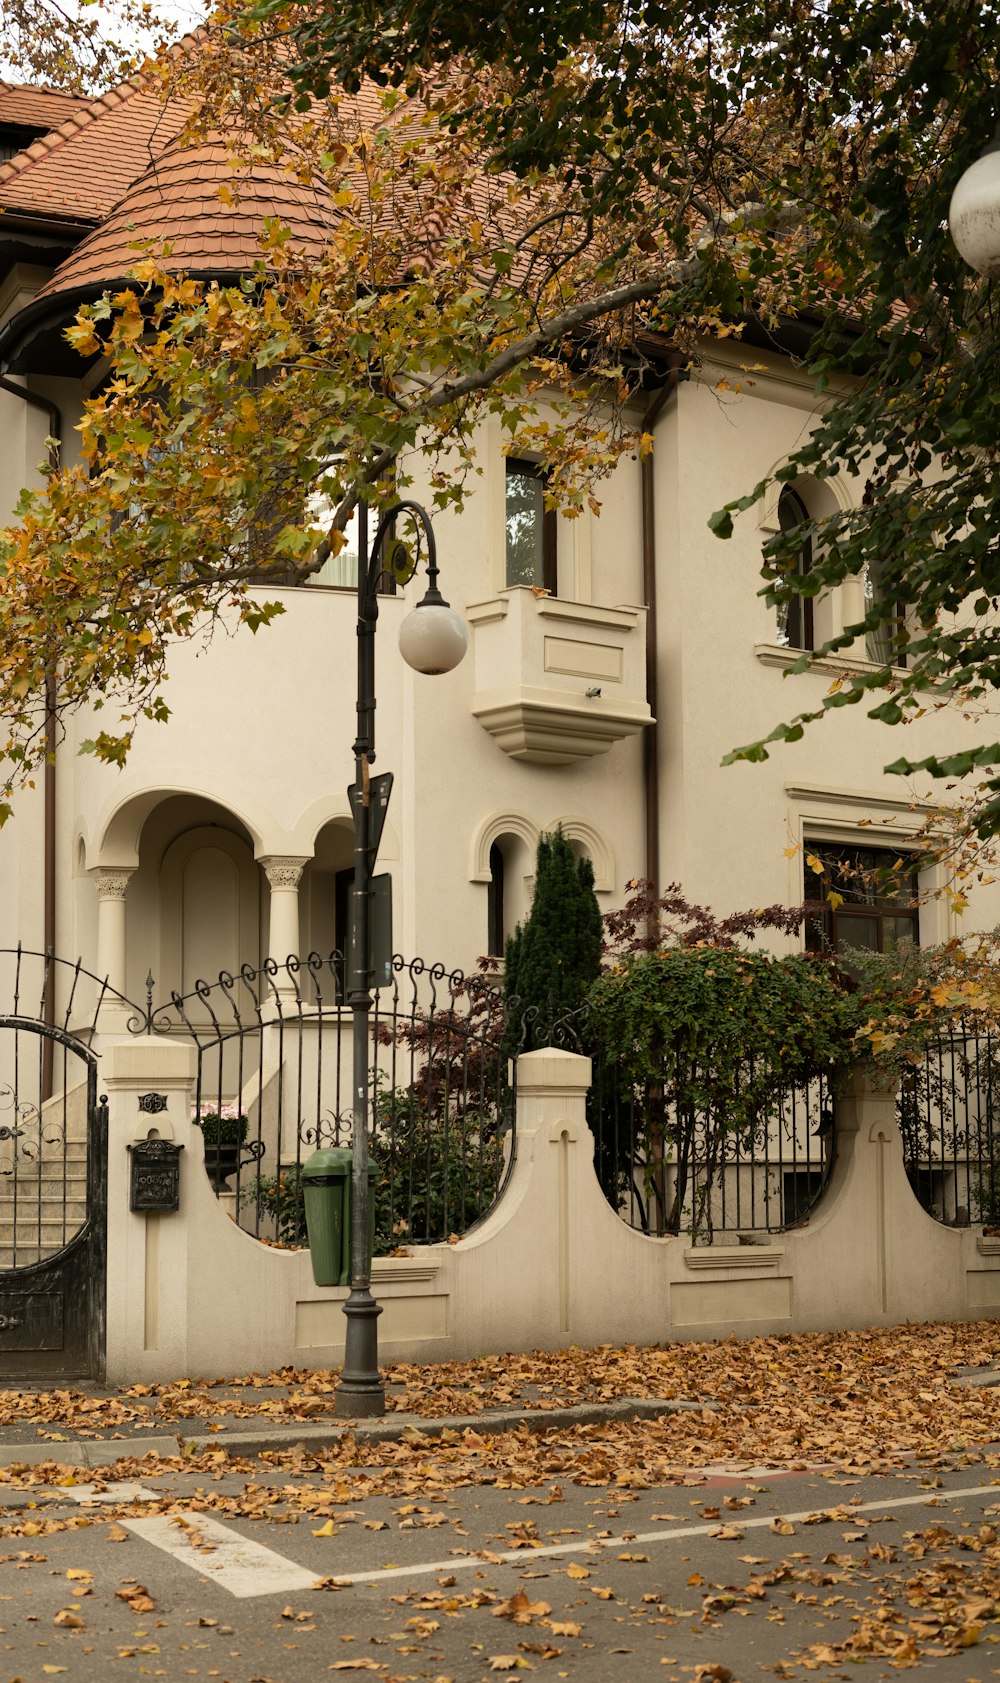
[302, 1147, 352, 1287]
[302, 1149, 379, 1287]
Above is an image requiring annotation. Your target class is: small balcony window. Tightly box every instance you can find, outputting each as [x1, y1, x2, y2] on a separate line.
[775, 486, 814, 651]
[505, 458, 557, 593]
[864, 558, 908, 668]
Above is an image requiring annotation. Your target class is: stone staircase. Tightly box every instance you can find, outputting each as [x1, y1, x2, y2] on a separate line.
[0, 1081, 89, 1267]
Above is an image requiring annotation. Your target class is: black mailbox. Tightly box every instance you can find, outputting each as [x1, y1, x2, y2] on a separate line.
[128, 1139, 184, 1213]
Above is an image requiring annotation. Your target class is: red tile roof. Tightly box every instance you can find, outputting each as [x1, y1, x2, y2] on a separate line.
[0, 74, 187, 224]
[0, 80, 90, 131]
[33, 130, 337, 298]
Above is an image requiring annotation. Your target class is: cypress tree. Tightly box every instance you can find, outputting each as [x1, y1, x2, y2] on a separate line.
[503, 826, 603, 1056]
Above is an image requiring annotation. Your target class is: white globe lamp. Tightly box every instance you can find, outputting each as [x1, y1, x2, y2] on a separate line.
[949, 132, 1000, 277]
[398, 590, 469, 675]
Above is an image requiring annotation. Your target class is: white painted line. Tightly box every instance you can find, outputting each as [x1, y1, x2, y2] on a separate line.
[123, 1513, 319, 1599]
[322, 1481, 1000, 1587]
[61, 1482, 161, 1504]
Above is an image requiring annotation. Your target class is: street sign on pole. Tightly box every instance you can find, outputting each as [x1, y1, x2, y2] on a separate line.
[348, 772, 393, 870]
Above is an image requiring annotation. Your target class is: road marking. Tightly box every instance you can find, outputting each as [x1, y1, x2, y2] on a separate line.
[122, 1513, 319, 1598]
[320, 1481, 1000, 1586]
[49, 1476, 1000, 1596]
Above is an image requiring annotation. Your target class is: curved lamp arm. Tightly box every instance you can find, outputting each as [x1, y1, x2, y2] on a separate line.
[360, 499, 438, 621]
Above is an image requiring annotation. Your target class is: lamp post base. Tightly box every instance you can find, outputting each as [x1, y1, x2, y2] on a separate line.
[335, 1290, 385, 1418]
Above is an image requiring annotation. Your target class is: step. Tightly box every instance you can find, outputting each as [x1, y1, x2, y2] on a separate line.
[0, 1157, 88, 1184]
[0, 1210, 88, 1239]
[1, 1145, 89, 1173]
[0, 1180, 88, 1206]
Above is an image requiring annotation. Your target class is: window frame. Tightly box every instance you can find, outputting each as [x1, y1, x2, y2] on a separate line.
[776, 485, 815, 652]
[864, 558, 909, 669]
[804, 842, 920, 956]
[504, 457, 558, 595]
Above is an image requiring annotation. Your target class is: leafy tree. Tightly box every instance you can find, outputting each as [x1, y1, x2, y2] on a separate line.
[504, 828, 603, 1054]
[0, 0, 180, 92]
[586, 945, 858, 1237]
[6, 0, 1000, 863]
[234, 0, 1000, 863]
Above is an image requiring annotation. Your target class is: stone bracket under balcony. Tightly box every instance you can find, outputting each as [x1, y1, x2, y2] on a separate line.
[467, 590, 653, 766]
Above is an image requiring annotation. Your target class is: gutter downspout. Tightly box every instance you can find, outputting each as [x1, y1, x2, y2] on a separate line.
[640, 362, 681, 943]
[0, 377, 61, 1097]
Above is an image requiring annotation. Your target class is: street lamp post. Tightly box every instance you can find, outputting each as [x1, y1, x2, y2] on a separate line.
[334, 499, 468, 1420]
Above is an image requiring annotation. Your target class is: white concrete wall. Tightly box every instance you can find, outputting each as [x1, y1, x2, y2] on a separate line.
[654, 348, 1000, 941]
[3, 343, 1000, 991]
[100, 1043, 1000, 1384]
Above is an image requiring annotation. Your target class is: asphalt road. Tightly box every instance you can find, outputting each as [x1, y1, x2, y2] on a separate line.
[1, 1444, 999, 1682]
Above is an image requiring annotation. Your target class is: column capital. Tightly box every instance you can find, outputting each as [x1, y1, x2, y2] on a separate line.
[259, 855, 308, 891]
[93, 865, 136, 902]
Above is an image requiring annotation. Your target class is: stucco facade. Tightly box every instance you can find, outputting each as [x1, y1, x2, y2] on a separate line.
[1, 336, 999, 1003]
[0, 65, 998, 1009]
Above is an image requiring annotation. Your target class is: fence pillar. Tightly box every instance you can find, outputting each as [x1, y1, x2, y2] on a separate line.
[102, 1036, 199, 1383]
[451, 1047, 592, 1352]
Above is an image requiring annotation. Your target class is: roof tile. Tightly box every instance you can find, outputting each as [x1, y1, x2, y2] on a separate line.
[34, 131, 337, 299]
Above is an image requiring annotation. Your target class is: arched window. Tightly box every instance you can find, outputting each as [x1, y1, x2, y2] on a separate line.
[775, 486, 814, 651]
[487, 842, 506, 958]
[864, 558, 908, 668]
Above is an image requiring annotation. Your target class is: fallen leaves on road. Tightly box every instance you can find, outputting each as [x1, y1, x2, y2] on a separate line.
[115, 1582, 155, 1614]
[492, 1590, 551, 1624]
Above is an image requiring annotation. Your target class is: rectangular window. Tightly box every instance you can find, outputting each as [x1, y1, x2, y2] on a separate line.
[505, 458, 557, 593]
[804, 843, 920, 956]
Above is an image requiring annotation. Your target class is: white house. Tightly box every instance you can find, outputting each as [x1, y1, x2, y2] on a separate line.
[0, 68, 996, 1014]
[4, 69, 1000, 1383]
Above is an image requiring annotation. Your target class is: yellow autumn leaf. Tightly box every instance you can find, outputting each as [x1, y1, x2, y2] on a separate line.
[312, 1519, 337, 1537]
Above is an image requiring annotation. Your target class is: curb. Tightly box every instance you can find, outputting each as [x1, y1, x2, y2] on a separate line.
[0, 1395, 710, 1470]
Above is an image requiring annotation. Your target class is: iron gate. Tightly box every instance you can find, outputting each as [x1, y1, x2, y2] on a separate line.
[0, 1019, 107, 1380]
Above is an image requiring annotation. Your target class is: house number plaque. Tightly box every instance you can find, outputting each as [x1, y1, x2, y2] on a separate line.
[127, 1139, 184, 1212]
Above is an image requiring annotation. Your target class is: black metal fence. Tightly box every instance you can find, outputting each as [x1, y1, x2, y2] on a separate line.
[0, 948, 515, 1255]
[587, 1058, 836, 1244]
[898, 1025, 1000, 1227]
[151, 953, 515, 1252]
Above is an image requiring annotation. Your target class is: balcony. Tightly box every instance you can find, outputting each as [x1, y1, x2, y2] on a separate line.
[466, 589, 652, 765]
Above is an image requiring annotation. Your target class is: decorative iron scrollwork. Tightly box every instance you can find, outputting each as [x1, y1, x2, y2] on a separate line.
[0, 1083, 56, 1176]
[0, 1314, 22, 1331]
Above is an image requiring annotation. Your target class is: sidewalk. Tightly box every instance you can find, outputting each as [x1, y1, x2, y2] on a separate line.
[0, 1318, 998, 1472]
[0, 1386, 701, 1467]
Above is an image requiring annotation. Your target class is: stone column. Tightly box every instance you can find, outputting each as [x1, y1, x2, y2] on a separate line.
[92, 866, 136, 1032]
[260, 856, 308, 995]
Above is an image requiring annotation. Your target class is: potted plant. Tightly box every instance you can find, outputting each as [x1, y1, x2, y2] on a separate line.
[194, 1103, 249, 1192]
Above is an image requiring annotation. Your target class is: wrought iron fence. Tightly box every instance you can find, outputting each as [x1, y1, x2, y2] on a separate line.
[150, 953, 515, 1251]
[898, 1024, 1000, 1227]
[0, 947, 516, 1255]
[538, 1000, 837, 1244]
[587, 1060, 836, 1243]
